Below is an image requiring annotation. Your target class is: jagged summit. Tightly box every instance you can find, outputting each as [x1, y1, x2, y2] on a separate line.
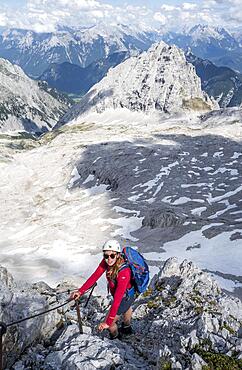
[188, 24, 234, 42]
[59, 41, 216, 126]
[74, 22, 152, 41]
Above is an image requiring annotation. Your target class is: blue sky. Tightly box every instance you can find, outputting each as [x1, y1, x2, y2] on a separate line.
[0, 0, 241, 33]
[1, 0, 26, 6]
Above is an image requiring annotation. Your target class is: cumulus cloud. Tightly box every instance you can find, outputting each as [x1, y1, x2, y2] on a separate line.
[182, 3, 197, 10]
[0, 0, 242, 32]
[221, 0, 242, 26]
[0, 13, 7, 27]
[159, 0, 242, 30]
[0, 0, 159, 32]
[24, 0, 111, 31]
[153, 12, 167, 26]
[160, 4, 178, 12]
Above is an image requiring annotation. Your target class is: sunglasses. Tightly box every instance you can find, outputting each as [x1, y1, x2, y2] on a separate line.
[103, 253, 117, 260]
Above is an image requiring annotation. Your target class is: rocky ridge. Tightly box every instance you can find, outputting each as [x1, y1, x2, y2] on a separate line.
[0, 58, 72, 133]
[58, 41, 217, 126]
[1, 258, 242, 369]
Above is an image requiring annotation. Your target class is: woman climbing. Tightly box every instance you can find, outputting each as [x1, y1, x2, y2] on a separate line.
[71, 239, 135, 339]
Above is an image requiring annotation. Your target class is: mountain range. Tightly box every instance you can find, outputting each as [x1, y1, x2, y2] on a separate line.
[1, 39, 219, 134]
[163, 24, 242, 73]
[1, 24, 242, 77]
[0, 24, 156, 76]
[1, 30, 242, 131]
[1, 22, 241, 108]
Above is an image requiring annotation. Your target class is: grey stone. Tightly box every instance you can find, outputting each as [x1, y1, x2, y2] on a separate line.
[191, 353, 207, 370]
[3, 257, 242, 370]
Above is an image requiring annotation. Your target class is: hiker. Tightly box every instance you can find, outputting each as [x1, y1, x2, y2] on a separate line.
[71, 239, 135, 339]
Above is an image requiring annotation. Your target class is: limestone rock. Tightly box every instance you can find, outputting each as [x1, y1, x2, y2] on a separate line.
[0, 266, 62, 368]
[58, 41, 218, 126]
[3, 258, 242, 369]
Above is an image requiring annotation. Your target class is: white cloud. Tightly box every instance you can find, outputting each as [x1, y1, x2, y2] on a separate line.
[0, 13, 7, 27]
[160, 4, 177, 12]
[182, 3, 197, 10]
[0, 0, 158, 32]
[0, 0, 242, 32]
[153, 12, 167, 25]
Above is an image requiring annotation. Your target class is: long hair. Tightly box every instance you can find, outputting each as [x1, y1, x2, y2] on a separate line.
[106, 253, 125, 281]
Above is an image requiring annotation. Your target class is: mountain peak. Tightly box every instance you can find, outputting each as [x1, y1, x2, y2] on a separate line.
[58, 41, 216, 126]
[188, 24, 233, 41]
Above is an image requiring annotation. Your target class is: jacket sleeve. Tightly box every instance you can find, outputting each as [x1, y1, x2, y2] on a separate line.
[105, 267, 131, 326]
[79, 259, 106, 295]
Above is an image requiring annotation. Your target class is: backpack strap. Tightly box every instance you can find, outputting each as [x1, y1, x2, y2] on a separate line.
[118, 262, 129, 273]
[118, 262, 135, 297]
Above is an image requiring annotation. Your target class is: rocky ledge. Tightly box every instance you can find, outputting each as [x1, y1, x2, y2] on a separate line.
[1, 258, 242, 370]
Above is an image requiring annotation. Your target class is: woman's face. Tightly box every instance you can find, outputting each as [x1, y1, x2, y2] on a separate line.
[103, 250, 118, 266]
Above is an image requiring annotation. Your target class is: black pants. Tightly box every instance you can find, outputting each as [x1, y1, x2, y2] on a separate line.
[117, 294, 135, 315]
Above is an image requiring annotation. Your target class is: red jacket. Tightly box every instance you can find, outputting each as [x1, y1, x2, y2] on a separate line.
[79, 259, 132, 326]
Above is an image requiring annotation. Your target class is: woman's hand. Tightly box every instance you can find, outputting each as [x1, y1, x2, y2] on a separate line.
[70, 291, 81, 301]
[98, 322, 109, 332]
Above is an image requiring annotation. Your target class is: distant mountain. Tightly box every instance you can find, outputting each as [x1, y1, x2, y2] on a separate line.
[58, 41, 216, 126]
[38, 62, 85, 96]
[0, 58, 72, 133]
[2, 23, 242, 77]
[186, 52, 242, 107]
[0, 24, 157, 76]
[38, 51, 131, 95]
[162, 24, 242, 73]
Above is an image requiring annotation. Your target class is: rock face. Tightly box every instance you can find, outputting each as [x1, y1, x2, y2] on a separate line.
[6, 258, 242, 369]
[0, 265, 61, 368]
[0, 58, 71, 133]
[58, 41, 216, 125]
[143, 258, 242, 368]
[43, 328, 147, 370]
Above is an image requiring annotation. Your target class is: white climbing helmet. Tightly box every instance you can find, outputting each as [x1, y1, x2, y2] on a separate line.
[102, 239, 121, 253]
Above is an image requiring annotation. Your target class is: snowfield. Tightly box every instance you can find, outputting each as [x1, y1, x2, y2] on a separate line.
[0, 110, 242, 297]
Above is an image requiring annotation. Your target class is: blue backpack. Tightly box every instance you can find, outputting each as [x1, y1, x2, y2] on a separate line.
[120, 246, 150, 296]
